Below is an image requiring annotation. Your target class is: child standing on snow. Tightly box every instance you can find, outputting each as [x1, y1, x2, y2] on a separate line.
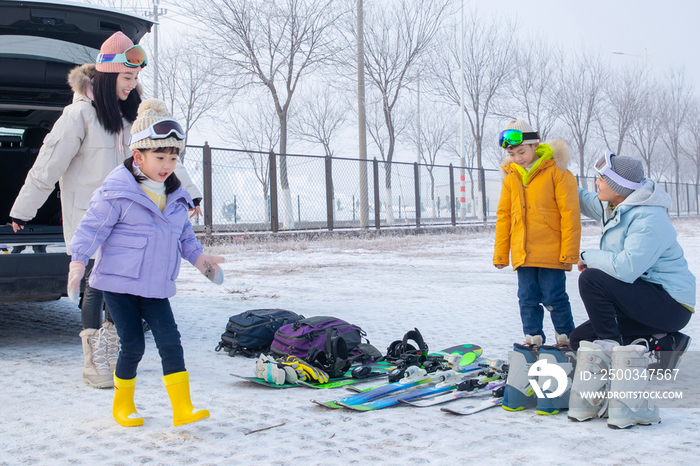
[493, 120, 580, 347]
[493, 120, 581, 414]
[67, 99, 224, 427]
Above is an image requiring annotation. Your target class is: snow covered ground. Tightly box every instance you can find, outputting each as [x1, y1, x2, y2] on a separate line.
[2, 219, 700, 465]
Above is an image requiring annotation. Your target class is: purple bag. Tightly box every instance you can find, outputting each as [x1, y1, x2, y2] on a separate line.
[270, 316, 370, 376]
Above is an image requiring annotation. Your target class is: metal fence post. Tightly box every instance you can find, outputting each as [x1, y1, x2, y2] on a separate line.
[202, 142, 213, 239]
[687, 183, 690, 217]
[269, 150, 279, 233]
[449, 164, 456, 226]
[325, 156, 334, 231]
[373, 158, 380, 230]
[414, 162, 421, 228]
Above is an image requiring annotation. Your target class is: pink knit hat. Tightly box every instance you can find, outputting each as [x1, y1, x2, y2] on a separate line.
[95, 32, 141, 73]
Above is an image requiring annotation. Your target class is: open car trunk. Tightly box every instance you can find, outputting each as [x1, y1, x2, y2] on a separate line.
[0, 0, 153, 302]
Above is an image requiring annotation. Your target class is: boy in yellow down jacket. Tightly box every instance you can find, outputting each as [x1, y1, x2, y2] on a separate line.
[494, 120, 581, 348]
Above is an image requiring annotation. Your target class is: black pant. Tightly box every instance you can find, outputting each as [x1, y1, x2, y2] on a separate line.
[103, 291, 186, 380]
[570, 268, 691, 350]
[80, 259, 109, 329]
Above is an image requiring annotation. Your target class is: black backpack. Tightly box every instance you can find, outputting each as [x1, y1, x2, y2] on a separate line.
[215, 309, 304, 357]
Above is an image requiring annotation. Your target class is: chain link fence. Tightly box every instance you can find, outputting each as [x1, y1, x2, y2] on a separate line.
[182, 145, 700, 234]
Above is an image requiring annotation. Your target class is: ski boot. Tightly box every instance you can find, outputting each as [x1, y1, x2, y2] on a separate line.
[607, 344, 660, 429]
[502, 335, 541, 411]
[533, 342, 575, 415]
[568, 340, 618, 422]
[639, 332, 692, 371]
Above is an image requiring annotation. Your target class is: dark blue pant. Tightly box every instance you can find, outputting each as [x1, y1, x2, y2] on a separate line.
[102, 291, 186, 380]
[516, 267, 575, 344]
[570, 268, 692, 350]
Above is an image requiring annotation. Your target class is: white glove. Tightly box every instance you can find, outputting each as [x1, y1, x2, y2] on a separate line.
[194, 254, 225, 285]
[67, 261, 86, 303]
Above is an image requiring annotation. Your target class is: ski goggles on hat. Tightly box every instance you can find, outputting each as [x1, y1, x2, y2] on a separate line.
[96, 44, 147, 68]
[499, 129, 540, 148]
[594, 150, 645, 190]
[129, 119, 185, 146]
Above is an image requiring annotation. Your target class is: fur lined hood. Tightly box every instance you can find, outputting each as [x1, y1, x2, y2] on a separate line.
[67, 63, 143, 99]
[499, 139, 572, 179]
[67, 64, 96, 95]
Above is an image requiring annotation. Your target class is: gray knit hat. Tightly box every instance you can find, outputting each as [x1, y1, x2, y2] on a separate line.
[503, 119, 540, 145]
[603, 155, 645, 197]
[129, 98, 185, 152]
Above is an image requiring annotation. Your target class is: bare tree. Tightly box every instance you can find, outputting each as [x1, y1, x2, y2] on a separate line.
[681, 102, 700, 184]
[358, 0, 452, 225]
[430, 11, 516, 220]
[661, 67, 694, 188]
[501, 38, 563, 141]
[183, 0, 345, 228]
[556, 50, 608, 183]
[289, 83, 349, 157]
[407, 102, 455, 217]
[224, 96, 280, 222]
[628, 84, 664, 178]
[156, 37, 230, 160]
[597, 67, 645, 156]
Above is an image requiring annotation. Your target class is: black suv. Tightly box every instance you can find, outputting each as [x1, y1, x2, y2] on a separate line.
[0, 0, 153, 302]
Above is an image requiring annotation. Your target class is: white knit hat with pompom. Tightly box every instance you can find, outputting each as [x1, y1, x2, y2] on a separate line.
[129, 98, 185, 151]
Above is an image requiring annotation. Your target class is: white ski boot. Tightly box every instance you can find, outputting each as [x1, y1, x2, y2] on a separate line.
[607, 344, 660, 429]
[568, 340, 619, 422]
[535, 344, 575, 415]
[502, 337, 541, 411]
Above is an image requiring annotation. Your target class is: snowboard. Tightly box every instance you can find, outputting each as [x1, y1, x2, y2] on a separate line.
[231, 361, 395, 389]
[440, 398, 504, 415]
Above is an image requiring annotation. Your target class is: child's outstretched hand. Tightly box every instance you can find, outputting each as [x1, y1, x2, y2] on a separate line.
[194, 253, 225, 285]
[67, 261, 86, 303]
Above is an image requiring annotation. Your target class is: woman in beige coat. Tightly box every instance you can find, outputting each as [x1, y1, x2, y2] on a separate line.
[9, 32, 202, 389]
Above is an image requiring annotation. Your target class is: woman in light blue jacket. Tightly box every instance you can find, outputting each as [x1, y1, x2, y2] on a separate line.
[571, 153, 694, 370]
[68, 100, 224, 428]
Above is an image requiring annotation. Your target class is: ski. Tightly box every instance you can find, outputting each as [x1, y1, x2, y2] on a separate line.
[399, 381, 505, 407]
[441, 397, 504, 415]
[340, 368, 485, 412]
[313, 362, 482, 410]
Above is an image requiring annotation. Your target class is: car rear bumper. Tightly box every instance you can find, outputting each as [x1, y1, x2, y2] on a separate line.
[0, 252, 70, 302]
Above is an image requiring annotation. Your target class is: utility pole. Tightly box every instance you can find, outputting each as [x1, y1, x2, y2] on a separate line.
[417, 76, 421, 165]
[357, 0, 369, 228]
[459, 0, 465, 221]
[145, 0, 167, 98]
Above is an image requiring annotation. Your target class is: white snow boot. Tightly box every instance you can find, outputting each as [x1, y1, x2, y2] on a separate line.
[102, 321, 120, 373]
[79, 328, 113, 389]
[568, 340, 619, 422]
[607, 344, 660, 429]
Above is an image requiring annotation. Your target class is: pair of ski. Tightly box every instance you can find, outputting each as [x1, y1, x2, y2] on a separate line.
[313, 365, 502, 412]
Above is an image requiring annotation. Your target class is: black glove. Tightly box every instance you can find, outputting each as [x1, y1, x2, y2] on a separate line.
[10, 217, 27, 226]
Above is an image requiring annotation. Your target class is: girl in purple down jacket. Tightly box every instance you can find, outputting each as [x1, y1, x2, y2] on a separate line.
[68, 99, 224, 427]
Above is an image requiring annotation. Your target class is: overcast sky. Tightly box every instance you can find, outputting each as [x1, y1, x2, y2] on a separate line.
[153, 0, 700, 155]
[476, 0, 698, 83]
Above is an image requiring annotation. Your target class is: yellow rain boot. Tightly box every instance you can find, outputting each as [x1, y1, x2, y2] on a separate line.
[163, 371, 209, 427]
[113, 375, 143, 427]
